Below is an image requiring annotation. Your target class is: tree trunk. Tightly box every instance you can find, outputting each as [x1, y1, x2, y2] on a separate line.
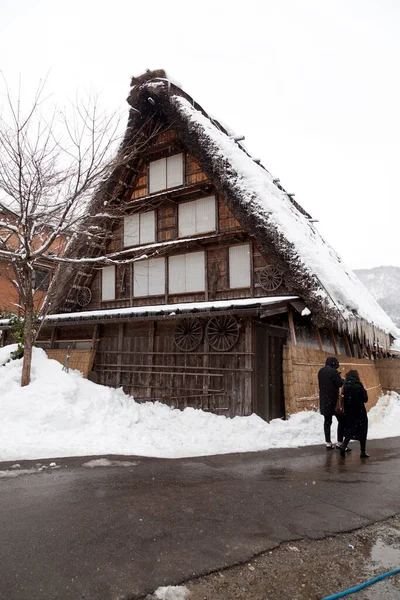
[21, 270, 34, 387]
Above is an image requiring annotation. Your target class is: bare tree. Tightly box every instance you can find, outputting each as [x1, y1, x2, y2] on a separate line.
[0, 77, 165, 386]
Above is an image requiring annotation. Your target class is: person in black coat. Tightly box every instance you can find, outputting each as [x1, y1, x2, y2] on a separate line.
[318, 357, 344, 449]
[339, 370, 369, 458]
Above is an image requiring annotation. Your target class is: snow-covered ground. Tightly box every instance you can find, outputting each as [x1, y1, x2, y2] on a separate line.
[0, 345, 399, 462]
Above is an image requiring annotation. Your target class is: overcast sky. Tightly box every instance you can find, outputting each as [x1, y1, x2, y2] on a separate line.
[1, 0, 399, 270]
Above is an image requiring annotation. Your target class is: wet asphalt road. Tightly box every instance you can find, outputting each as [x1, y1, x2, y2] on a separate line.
[1, 438, 400, 600]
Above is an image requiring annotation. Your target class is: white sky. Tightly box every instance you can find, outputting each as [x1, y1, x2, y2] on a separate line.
[1, 0, 399, 269]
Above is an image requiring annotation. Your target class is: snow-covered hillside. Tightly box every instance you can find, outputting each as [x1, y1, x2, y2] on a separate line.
[355, 266, 400, 327]
[0, 346, 400, 462]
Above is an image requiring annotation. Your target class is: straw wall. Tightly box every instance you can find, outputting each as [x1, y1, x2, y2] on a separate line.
[46, 349, 95, 378]
[283, 345, 382, 415]
[375, 359, 400, 393]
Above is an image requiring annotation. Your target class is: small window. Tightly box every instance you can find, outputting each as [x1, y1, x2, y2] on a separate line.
[149, 154, 184, 193]
[33, 269, 50, 292]
[133, 257, 165, 297]
[124, 211, 155, 247]
[178, 196, 216, 237]
[102, 266, 116, 301]
[229, 244, 251, 288]
[169, 251, 205, 293]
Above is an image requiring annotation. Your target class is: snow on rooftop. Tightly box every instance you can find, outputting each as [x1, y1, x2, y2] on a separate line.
[172, 95, 397, 339]
[44, 295, 298, 323]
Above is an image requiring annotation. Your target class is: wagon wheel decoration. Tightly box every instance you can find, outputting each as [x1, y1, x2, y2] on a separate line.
[76, 286, 92, 307]
[174, 319, 203, 352]
[259, 265, 283, 292]
[206, 315, 240, 352]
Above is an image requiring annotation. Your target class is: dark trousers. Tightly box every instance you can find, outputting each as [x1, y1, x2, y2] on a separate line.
[324, 414, 344, 443]
[343, 436, 366, 453]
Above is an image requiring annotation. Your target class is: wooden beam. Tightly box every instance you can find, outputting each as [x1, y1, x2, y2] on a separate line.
[50, 327, 57, 349]
[89, 324, 100, 372]
[344, 334, 352, 357]
[315, 327, 323, 352]
[116, 323, 124, 387]
[288, 310, 297, 346]
[355, 336, 362, 358]
[146, 321, 155, 398]
[330, 328, 339, 355]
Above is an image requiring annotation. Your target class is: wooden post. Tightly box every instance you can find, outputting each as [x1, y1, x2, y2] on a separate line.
[330, 328, 338, 355]
[344, 334, 352, 357]
[244, 319, 253, 416]
[116, 323, 124, 387]
[288, 310, 297, 346]
[50, 327, 57, 349]
[202, 335, 210, 411]
[355, 336, 362, 359]
[89, 324, 99, 373]
[315, 327, 323, 352]
[147, 321, 155, 398]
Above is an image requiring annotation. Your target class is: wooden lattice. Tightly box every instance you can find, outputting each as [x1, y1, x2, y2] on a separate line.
[174, 319, 203, 352]
[206, 315, 240, 351]
[259, 265, 283, 292]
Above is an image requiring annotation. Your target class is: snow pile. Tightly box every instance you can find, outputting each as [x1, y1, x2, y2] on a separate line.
[0, 347, 399, 462]
[154, 586, 191, 600]
[368, 392, 400, 440]
[172, 95, 397, 342]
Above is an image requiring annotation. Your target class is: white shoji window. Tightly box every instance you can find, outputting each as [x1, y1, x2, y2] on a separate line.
[178, 196, 216, 237]
[229, 244, 251, 288]
[149, 153, 184, 193]
[102, 266, 116, 301]
[168, 251, 205, 293]
[133, 257, 165, 297]
[124, 211, 155, 247]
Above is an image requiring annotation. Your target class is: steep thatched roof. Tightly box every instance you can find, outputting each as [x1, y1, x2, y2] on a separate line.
[51, 70, 397, 348]
[123, 71, 397, 347]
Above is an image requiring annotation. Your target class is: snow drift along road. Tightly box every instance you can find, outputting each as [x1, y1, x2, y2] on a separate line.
[0, 346, 399, 462]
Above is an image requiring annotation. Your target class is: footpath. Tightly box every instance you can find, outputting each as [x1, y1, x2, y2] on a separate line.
[1, 438, 400, 599]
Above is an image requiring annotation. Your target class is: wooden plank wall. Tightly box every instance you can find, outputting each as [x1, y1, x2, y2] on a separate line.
[93, 318, 254, 417]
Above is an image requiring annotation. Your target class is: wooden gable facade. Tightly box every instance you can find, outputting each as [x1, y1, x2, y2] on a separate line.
[34, 131, 301, 420]
[23, 70, 396, 421]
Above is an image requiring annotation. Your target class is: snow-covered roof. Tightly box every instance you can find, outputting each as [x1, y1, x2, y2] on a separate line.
[0, 296, 297, 328]
[44, 295, 299, 325]
[123, 72, 398, 346]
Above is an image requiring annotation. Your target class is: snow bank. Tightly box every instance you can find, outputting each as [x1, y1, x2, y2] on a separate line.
[0, 347, 399, 462]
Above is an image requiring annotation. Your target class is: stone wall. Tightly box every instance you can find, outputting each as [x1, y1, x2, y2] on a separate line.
[283, 345, 382, 415]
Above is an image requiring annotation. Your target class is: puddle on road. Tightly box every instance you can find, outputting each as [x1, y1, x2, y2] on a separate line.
[345, 525, 400, 600]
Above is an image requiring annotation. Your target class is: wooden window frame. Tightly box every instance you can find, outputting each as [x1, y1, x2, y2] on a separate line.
[178, 195, 217, 238]
[168, 250, 206, 294]
[148, 153, 185, 194]
[132, 257, 166, 298]
[228, 244, 251, 289]
[101, 265, 116, 301]
[123, 210, 156, 248]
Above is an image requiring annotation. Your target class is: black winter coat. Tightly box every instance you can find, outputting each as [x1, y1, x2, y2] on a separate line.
[342, 382, 368, 441]
[318, 361, 343, 417]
